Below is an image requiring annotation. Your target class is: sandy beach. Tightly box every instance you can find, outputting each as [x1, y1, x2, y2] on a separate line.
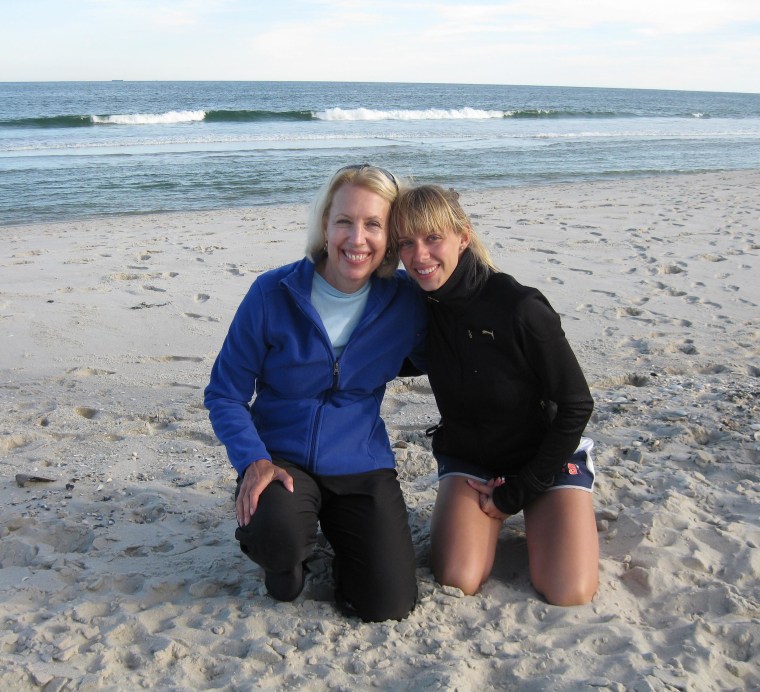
[1, 171, 758, 690]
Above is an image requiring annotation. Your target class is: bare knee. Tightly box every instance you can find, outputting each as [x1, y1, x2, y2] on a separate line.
[536, 576, 597, 606]
[433, 562, 484, 596]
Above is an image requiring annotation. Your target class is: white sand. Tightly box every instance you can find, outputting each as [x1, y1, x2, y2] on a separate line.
[1, 171, 758, 690]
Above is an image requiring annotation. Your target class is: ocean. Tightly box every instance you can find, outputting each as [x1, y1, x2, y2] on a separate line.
[1, 81, 759, 226]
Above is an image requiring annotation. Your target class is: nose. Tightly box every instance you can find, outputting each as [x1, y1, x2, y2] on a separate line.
[348, 223, 367, 244]
[412, 239, 428, 262]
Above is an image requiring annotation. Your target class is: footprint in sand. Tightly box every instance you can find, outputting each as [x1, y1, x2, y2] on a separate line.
[150, 355, 204, 363]
[184, 312, 219, 322]
[66, 367, 116, 377]
[193, 293, 210, 303]
[667, 339, 698, 355]
[124, 493, 168, 524]
[597, 372, 650, 388]
[74, 406, 98, 419]
[617, 337, 651, 354]
[616, 306, 645, 318]
[658, 263, 687, 275]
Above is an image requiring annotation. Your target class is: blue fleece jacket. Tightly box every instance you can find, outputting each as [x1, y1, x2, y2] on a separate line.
[204, 258, 427, 476]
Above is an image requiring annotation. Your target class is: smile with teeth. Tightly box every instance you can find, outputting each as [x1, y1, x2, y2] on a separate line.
[416, 265, 438, 276]
[343, 250, 369, 262]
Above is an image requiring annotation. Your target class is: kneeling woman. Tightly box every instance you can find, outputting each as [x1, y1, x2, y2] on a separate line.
[391, 185, 598, 606]
[205, 165, 427, 622]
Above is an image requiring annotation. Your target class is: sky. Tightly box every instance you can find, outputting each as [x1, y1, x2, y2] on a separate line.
[2, 0, 759, 93]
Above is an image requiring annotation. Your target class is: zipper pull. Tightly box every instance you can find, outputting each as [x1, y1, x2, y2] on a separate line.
[333, 360, 340, 389]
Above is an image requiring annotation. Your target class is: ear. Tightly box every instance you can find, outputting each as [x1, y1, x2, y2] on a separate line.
[321, 217, 329, 247]
[459, 227, 471, 252]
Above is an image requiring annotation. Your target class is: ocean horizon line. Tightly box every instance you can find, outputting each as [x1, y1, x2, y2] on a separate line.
[2, 79, 759, 96]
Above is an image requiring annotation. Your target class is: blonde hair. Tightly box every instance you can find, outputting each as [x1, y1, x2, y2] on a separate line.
[389, 185, 497, 272]
[305, 165, 401, 279]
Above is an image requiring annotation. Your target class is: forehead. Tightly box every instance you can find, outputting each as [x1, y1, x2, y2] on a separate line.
[399, 219, 453, 237]
[331, 183, 389, 212]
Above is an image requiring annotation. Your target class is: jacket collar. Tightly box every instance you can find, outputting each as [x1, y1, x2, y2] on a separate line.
[426, 248, 490, 307]
[281, 257, 396, 316]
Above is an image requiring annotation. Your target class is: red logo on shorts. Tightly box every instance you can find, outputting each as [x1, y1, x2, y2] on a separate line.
[564, 463, 580, 475]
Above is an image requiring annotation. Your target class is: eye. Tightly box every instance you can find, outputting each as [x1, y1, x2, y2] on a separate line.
[398, 238, 414, 249]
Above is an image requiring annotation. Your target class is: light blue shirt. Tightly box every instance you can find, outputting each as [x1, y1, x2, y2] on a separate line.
[311, 272, 370, 357]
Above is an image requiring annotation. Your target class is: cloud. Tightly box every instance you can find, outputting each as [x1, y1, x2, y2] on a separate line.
[420, 0, 760, 37]
[88, 0, 234, 30]
[1, 0, 757, 89]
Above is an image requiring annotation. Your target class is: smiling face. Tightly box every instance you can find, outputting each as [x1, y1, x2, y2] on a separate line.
[397, 228, 469, 291]
[319, 183, 390, 293]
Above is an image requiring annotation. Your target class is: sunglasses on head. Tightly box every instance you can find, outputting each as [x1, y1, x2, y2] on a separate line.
[336, 163, 399, 191]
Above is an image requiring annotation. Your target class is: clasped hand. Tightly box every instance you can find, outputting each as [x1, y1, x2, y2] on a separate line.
[466, 476, 509, 521]
[236, 459, 294, 526]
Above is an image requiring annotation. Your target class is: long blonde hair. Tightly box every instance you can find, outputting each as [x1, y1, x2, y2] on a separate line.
[389, 185, 497, 272]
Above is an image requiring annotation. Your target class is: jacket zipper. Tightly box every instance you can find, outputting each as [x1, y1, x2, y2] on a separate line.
[295, 273, 382, 473]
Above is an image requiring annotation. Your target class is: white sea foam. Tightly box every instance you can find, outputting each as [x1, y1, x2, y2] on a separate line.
[91, 110, 207, 125]
[316, 107, 506, 121]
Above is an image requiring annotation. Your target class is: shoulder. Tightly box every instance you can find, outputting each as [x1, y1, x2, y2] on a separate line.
[366, 269, 419, 297]
[245, 258, 309, 296]
[484, 272, 561, 329]
[392, 268, 423, 294]
[373, 270, 426, 320]
[256, 259, 304, 286]
[483, 271, 545, 306]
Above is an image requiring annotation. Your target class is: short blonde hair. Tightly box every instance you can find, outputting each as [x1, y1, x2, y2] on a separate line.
[390, 185, 497, 272]
[305, 165, 402, 279]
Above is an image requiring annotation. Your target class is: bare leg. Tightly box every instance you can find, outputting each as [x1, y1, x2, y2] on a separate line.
[524, 488, 599, 605]
[430, 476, 503, 595]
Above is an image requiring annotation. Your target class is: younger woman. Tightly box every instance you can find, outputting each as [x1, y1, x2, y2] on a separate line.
[391, 185, 598, 606]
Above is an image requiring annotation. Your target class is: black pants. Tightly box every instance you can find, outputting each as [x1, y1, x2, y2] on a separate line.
[235, 460, 417, 622]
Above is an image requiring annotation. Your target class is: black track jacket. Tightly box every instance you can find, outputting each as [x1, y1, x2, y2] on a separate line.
[424, 249, 594, 515]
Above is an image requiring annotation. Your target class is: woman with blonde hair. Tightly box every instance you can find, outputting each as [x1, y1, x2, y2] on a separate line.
[206, 165, 427, 621]
[391, 185, 598, 606]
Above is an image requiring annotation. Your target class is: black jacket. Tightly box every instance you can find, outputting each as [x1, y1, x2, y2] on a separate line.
[425, 249, 594, 515]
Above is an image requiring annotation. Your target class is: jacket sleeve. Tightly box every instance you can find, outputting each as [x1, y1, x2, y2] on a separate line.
[397, 271, 429, 375]
[204, 281, 272, 474]
[493, 292, 593, 515]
